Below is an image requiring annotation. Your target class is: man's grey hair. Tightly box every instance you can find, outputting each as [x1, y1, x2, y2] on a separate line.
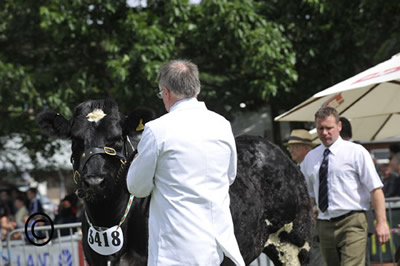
[314, 107, 340, 123]
[157, 59, 201, 99]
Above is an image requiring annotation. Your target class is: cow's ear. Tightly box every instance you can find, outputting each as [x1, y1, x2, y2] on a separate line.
[37, 111, 71, 139]
[123, 107, 156, 135]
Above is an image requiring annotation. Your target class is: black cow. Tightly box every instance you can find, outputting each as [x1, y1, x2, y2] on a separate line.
[37, 99, 312, 266]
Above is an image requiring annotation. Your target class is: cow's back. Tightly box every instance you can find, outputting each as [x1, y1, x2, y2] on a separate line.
[230, 135, 312, 265]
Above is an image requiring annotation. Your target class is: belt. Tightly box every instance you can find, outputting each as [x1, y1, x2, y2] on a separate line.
[328, 210, 365, 222]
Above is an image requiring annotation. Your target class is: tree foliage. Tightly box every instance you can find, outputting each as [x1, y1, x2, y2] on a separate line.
[264, 0, 400, 112]
[184, 0, 297, 118]
[1, 0, 400, 173]
[0, 0, 297, 173]
[255, 0, 400, 138]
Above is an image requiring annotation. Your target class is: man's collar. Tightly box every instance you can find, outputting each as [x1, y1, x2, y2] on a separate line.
[169, 97, 199, 112]
[323, 136, 343, 155]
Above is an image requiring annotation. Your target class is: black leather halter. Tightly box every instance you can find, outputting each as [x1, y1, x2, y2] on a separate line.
[72, 136, 135, 184]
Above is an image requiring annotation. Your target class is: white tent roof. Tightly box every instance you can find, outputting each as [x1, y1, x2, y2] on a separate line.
[275, 54, 400, 122]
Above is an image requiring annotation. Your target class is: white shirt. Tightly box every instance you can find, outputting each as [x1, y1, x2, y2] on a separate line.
[127, 98, 245, 266]
[301, 137, 383, 220]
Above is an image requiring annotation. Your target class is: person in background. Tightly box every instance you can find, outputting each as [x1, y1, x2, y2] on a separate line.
[26, 187, 43, 215]
[126, 59, 244, 265]
[389, 144, 400, 160]
[339, 117, 353, 141]
[389, 144, 400, 182]
[287, 129, 317, 166]
[301, 107, 389, 266]
[14, 195, 28, 228]
[0, 191, 16, 240]
[379, 162, 400, 197]
[390, 152, 400, 174]
[389, 152, 400, 193]
[11, 195, 28, 240]
[25, 187, 47, 242]
[54, 194, 79, 236]
[287, 129, 325, 266]
[0, 191, 15, 218]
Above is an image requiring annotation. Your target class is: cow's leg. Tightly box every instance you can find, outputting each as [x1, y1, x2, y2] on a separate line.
[262, 222, 311, 266]
[263, 243, 311, 266]
[263, 246, 283, 266]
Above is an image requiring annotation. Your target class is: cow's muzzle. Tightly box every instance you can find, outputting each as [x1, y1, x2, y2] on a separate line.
[83, 177, 105, 188]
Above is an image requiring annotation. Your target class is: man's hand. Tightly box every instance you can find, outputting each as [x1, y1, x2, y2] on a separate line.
[310, 198, 318, 221]
[375, 221, 390, 244]
[313, 205, 319, 221]
[371, 188, 390, 244]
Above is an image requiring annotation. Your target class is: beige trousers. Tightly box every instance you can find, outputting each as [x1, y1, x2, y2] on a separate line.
[317, 211, 368, 266]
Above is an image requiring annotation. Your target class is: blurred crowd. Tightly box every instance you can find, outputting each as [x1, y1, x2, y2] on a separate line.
[378, 144, 400, 198]
[0, 187, 81, 241]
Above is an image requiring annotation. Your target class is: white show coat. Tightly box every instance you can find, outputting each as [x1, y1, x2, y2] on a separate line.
[127, 98, 245, 266]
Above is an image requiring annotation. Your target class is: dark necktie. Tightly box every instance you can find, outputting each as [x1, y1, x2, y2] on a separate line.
[318, 149, 330, 212]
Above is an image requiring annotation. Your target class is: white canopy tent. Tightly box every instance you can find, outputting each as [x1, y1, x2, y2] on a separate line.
[275, 53, 400, 141]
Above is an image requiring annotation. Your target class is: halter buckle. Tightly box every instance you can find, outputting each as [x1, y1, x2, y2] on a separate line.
[73, 170, 81, 184]
[104, 147, 117, 156]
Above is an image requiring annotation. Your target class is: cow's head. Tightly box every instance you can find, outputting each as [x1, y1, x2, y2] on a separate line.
[37, 99, 154, 202]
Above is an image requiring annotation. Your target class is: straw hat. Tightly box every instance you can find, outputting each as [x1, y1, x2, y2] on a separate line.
[287, 129, 316, 147]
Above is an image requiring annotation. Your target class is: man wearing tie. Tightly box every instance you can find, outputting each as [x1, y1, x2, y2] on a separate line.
[301, 107, 389, 266]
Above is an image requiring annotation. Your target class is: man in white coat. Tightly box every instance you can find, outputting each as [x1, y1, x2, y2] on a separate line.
[127, 59, 245, 266]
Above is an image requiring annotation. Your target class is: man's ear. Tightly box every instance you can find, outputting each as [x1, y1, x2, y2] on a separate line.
[37, 111, 71, 139]
[123, 107, 156, 136]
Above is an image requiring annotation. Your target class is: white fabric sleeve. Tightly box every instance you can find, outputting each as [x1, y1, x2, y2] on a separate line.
[126, 126, 158, 197]
[356, 146, 383, 192]
[227, 127, 237, 185]
[228, 139, 238, 185]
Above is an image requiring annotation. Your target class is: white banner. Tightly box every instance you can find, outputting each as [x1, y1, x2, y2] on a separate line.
[1, 237, 82, 266]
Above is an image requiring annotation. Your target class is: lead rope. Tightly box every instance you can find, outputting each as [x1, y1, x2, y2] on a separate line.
[85, 194, 134, 231]
[117, 194, 134, 228]
[126, 135, 136, 153]
[115, 136, 136, 182]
